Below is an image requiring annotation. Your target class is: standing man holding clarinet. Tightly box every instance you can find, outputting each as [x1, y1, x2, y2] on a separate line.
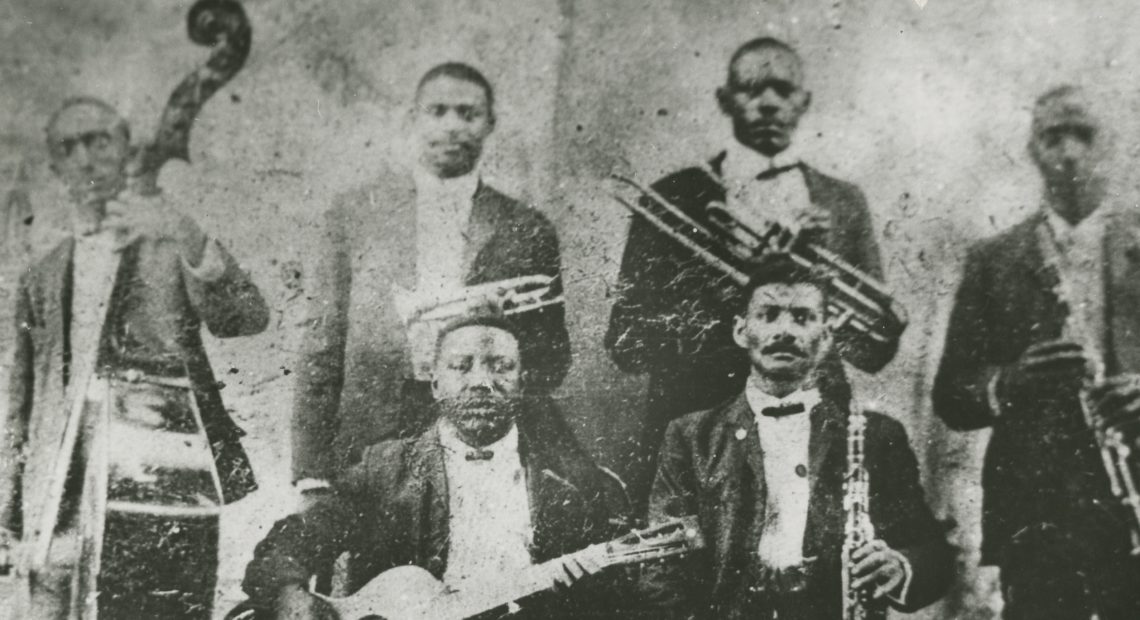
[934, 85, 1140, 619]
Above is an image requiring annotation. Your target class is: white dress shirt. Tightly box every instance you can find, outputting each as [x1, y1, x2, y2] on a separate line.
[746, 377, 914, 600]
[411, 165, 480, 298]
[720, 140, 813, 235]
[438, 421, 534, 588]
[745, 378, 821, 569]
[70, 229, 120, 371]
[1043, 207, 1107, 366]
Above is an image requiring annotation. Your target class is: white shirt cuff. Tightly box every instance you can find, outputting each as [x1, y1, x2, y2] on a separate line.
[181, 238, 227, 282]
[986, 368, 1004, 418]
[294, 478, 332, 493]
[886, 549, 914, 606]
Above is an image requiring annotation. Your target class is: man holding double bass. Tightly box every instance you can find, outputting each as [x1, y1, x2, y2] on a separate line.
[0, 97, 267, 618]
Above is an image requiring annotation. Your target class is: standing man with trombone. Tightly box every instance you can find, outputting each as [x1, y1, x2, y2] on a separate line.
[605, 37, 892, 508]
[934, 85, 1140, 619]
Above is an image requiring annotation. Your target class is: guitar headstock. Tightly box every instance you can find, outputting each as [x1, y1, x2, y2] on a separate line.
[603, 516, 704, 566]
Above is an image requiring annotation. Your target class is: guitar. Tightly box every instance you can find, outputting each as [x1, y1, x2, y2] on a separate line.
[312, 516, 703, 620]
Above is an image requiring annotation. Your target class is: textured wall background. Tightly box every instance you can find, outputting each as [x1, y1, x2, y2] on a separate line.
[3, 1, 1140, 617]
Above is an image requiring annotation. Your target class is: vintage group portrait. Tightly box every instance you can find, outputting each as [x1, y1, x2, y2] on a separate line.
[1, 0, 1139, 618]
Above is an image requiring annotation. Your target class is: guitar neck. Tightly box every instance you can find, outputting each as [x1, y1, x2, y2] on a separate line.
[450, 537, 693, 619]
[445, 544, 611, 618]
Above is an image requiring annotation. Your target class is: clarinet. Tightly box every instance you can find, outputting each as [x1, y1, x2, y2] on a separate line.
[842, 399, 874, 620]
[1037, 224, 1140, 555]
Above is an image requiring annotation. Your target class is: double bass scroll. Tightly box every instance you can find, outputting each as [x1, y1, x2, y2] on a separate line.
[128, 0, 252, 195]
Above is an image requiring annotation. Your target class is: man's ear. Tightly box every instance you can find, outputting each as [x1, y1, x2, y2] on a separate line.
[731, 314, 749, 349]
[819, 321, 835, 355]
[800, 89, 813, 115]
[430, 376, 441, 400]
[716, 86, 733, 117]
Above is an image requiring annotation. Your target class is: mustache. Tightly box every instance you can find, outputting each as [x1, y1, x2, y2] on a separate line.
[762, 341, 806, 356]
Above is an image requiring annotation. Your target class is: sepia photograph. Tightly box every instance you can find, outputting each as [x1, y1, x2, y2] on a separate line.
[1, 0, 1139, 618]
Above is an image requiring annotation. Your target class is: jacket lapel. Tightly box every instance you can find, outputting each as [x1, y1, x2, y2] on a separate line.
[404, 428, 451, 576]
[462, 182, 501, 281]
[803, 398, 847, 557]
[518, 421, 591, 561]
[35, 238, 75, 386]
[388, 172, 419, 290]
[1105, 209, 1140, 373]
[709, 394, 764, 587]
[726, 393, 765, 489]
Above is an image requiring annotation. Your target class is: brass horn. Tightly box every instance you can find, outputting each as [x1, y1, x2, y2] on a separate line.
[609, 171, 907, 373]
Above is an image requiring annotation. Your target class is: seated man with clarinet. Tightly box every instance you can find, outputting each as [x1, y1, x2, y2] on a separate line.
[642, 254, 950, 620]
[233, 298, 698, 620]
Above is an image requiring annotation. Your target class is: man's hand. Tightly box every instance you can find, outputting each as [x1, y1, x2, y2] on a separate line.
[104, 194, 205, 260]
[296, 487, 332, 513]
[551, 554, 604, 591]
[0, 526, 26, 577]
[1088, 374, 1140, 428]
[851, 539, 908, 601]
[275, 584, 336, 620]
[795, 206, 832, 239]
[1001, 338, 1089, 397]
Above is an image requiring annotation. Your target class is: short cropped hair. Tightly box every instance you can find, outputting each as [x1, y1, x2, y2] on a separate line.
[728, 37, 800, 72]
[416, 62, 495, 111]
[736, 254, 830, 315]
[432, 313, 520, 365]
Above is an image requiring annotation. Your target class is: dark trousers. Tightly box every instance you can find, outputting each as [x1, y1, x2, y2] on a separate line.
[97, 511, 218, 619]
[1000, 524, 1140, 620]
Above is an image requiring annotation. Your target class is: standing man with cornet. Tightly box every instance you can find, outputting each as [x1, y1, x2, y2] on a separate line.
[606, 37, 891, 509]
[934, 85, 1140, 619]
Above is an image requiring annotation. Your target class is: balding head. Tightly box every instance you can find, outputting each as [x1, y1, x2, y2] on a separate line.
[717, 37, 811, 157]
[46, 97, 131, 205]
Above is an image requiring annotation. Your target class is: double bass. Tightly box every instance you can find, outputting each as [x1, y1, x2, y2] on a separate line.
[5, 1, 253, 616]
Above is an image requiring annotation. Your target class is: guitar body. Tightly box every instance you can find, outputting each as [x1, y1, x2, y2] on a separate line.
[226, 516, 702, 620]
[319, 565, 452, 620]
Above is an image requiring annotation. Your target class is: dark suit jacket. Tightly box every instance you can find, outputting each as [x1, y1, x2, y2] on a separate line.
[0, 222, 267, 537]
[932, 209, 1140, 563]
[244, 407, 637, 619]
[643, 393, 952, 620]
[605, 154, 885, 430]
[291, 166, 571, 481]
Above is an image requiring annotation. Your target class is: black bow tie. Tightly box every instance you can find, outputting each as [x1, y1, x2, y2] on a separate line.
[755, 163, 799, 181]
[465, 449, 494, 461]
[760, 402, 806, 418]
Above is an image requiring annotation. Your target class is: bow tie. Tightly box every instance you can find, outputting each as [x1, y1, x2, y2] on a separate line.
[755, 163, 799, 181]
[465, 448, 495, 461]
[760, 402, 806, 418]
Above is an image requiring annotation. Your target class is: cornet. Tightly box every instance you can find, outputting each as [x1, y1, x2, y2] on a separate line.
[610, 170, 907, 373]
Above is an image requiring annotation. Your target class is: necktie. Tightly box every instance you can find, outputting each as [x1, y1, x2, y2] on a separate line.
[465, 448, 494, 461]
[760, 402, 805, 418]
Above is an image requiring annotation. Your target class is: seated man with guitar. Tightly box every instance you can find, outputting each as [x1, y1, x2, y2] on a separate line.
[236, 311, 672, 619]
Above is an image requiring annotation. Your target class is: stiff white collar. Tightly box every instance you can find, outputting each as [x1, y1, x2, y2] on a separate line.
[744, 373, 821, 417]
[411, 164, 480, 202]
[437, 419, 520, 462]
[1043, 204, 1106, 239]
[722, 139, 803, 185]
